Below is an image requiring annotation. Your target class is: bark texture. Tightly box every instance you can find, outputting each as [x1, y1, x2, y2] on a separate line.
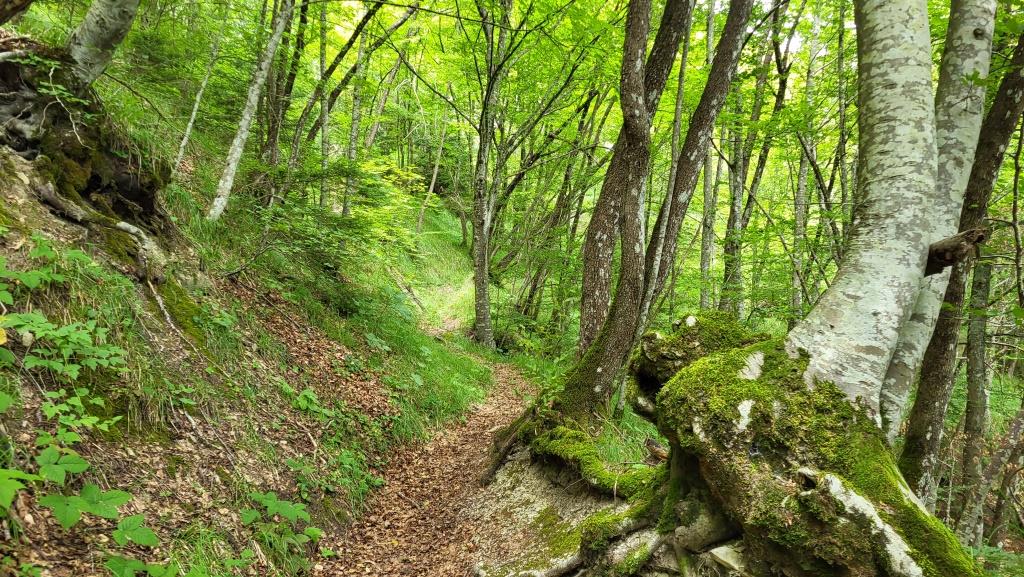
[0, 0, 33, 26]
[786, 0, 937, 419]
[879, 0, 996, 441]
[900, 32, 1024, 502]
[66, 0, 141, 86]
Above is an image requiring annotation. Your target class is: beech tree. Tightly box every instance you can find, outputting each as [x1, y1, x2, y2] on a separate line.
[66, 0, 141, 86]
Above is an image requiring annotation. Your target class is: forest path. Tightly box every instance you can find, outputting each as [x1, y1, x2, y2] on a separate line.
[319, 359, 534, 576]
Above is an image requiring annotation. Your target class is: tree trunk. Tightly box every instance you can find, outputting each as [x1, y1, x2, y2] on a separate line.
[957, 402, 1024, 548]
[899, 33, 1024, 503]
[953, 260, 991, 546]
[66, 0, 142, 87]
[319, 0, 328, 207]
[174, 29, 223, 176]
[282, 1, 388, 179]
[785, 0, 937, 419]
[791, 33, 817, 328]
[0, 0, 34, 25]
[364, 50, 403, 150]
[879, 0, 997, 443]
[470, 0, 512, 349]
[417, 118, 447, 234]
[559, 0, 746, 423]
[987, 443, 1023, 547]
[698, 0, 717, 311]
[576, 0, 695, 355]
[207, 0, 294, 221]
[343, 36, 365, 217]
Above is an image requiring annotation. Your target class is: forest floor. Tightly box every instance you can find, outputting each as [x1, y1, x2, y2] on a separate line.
[321, 359, 533, 576]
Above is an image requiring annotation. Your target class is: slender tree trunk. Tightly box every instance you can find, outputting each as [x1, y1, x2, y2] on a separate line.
[343, 36, 366, 217]
[418, 118, 448, 234]
[900, 33, 1024, 502]
[880, 0, 997, 443]
[698, 0, 717, 311]
[987, 443, 1023, 546]
[470, 0, 512, 349]
[282, 1, 389, 179]
[957, 402, 1024, 548]
[954, 260, 992, 546]
[319, 0, 328, 207]
[0, 0, 34, 25]
[66, 0, 142, 87]
[207, 0, 295, 221]
[791, 35, 816, 328]
[364, 51, 403, 150]
[174, 29, 223, 176]
[306, 3, 419, 142]
[785, 0, 937, 418]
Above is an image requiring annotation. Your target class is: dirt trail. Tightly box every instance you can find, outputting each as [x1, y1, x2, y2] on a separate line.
[319, 361, 533, 576]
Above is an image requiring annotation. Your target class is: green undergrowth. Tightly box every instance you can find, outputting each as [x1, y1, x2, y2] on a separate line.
[658, 339, 982, 577]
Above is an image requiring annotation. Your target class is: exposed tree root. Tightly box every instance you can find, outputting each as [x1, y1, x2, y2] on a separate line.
[511, 316, 984, 577]
[0, 38, 174, 283]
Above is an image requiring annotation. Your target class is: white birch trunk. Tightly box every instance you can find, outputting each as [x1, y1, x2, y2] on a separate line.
[66, 0, 142, 86]
[879, 0, 996, 440]
[207, 0, 295, 221]
[174, 30, 223, 176]
[786, 0, 937, 420]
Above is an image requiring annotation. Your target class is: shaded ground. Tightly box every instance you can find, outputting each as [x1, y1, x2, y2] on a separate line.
[321, 362, 533, 576]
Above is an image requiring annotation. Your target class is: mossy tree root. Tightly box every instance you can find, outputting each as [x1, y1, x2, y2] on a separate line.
[654, 339, 983, 577]
[522, 319, 983, 577]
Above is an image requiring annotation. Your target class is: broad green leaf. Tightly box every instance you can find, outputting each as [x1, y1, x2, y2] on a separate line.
[78, 483, 131, 519]
[105, 556, 146, 577]
[240, 508, 260, 525]
[113, 514, 159, 547]
[38, 494, 84, 529]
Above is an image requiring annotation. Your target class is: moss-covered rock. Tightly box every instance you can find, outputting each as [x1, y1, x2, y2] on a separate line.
[631, 310, 765, 400]
[657, 339, 982, 577]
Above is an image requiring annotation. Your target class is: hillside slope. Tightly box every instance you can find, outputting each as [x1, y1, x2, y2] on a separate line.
[0, 135, 495, 575]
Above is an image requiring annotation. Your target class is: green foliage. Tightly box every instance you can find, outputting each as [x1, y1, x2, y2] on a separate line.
[241, 492, 321, 576]
[113, 514, 160, 547]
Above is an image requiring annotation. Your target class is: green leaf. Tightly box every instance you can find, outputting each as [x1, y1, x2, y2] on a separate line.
[105, 555, 146, 577]
[113, 514, 159, 547]
[240, 508, 260, 525]
[0, 478, 25, 509]
[0, 391, 13, 413]
[78, 483, 131, 519]
[145, 563, 180, 577]
[38, 494, 84, 529]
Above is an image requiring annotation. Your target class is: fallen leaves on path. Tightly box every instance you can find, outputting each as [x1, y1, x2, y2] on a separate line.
[320, 363, 532, 577]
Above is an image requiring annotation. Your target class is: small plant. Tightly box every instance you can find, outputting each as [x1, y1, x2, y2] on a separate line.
[241, 492, 322, 576]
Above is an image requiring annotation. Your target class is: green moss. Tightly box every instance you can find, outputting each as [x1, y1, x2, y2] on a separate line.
[632, 310, 766, 390]
[579, 508, 634, 554]
[155, 280, 208, 349]
[531, 425, 662, 499]
[611, 543, 650, 576]
[96, 226, 137, 267]
[657, 338, 982, 577]
[516, 507, 582, 572]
